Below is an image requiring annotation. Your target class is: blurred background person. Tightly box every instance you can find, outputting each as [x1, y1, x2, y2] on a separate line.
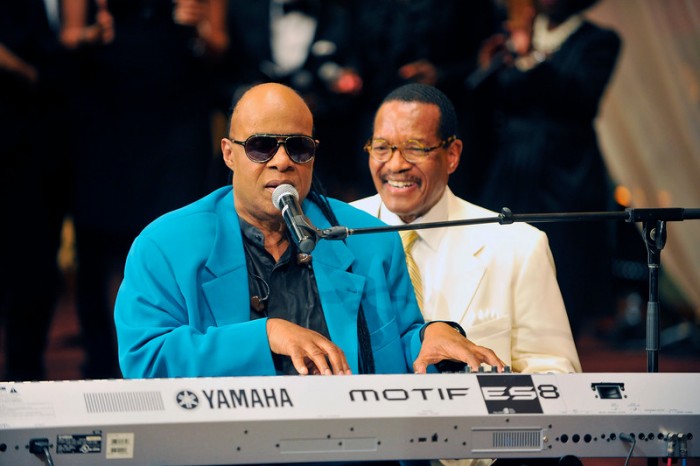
[55, 0, 228, 379]
[349, 0, 501, 202]
[474, 0, 622, 337]
[213, 0, 363, 200]
[0, 0, 73, 381]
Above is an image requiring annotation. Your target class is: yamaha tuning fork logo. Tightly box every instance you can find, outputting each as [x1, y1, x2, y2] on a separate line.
[176, 390, 200, 410]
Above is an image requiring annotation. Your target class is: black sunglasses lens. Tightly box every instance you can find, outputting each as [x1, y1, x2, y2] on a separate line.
[246, 136, 279, 162]
[286, 136, 315, 163]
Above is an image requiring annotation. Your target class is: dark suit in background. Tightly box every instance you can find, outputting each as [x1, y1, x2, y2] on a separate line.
[66, 0, 221, 378]
[477, 19, 622, 336]
[0, 0, 72, 381]
[348, 0, 500, 200]
[218, 0, 360, 200]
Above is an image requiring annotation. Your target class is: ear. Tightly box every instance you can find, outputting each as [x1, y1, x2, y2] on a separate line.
[446, 138, 463, 175]
[221, 138, 236, 171]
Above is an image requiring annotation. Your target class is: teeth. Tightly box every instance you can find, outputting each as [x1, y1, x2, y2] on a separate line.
[387, 180, 415, 188]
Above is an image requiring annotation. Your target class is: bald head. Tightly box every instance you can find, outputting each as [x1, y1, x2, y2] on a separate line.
[220, 82, 316, 233]
[230, 83, 314, 137]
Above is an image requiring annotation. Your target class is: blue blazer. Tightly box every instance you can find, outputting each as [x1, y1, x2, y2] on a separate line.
[115, 186, 426, 378]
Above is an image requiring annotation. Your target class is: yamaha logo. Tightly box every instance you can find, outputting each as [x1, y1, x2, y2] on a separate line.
[176, 390, 200, 410]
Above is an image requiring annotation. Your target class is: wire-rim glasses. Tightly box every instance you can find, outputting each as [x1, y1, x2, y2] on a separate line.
[364, 135, 456, 163]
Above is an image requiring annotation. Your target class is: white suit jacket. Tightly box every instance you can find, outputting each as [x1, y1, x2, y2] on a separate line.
[352, 188, 581, 374]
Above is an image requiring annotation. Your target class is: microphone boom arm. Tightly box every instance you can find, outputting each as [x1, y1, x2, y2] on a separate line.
[323, 205, 700, 373]
[321, 207, 700, 240]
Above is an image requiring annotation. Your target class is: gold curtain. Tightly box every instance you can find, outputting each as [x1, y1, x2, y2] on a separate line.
[588, 0, 700, 319]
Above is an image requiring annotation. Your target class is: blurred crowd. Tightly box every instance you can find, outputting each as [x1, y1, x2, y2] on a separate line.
[1, 0, 626, 381]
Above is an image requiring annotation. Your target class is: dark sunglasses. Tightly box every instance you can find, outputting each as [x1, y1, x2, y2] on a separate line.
[230, 134, 318, 164]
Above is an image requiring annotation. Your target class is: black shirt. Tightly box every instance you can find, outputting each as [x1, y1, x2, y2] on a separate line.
[240, 218, 330, 375]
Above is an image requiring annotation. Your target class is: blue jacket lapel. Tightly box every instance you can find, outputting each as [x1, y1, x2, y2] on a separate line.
[303, 200, 364, 373]
[202, 191, 249, 327]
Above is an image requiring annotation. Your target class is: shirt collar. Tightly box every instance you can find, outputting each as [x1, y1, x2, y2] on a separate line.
[239, 216, 293, 266]
[532, 13, 584, 55]
[377, 188, 452, 252]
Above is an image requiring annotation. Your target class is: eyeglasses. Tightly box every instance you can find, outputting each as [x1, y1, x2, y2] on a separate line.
[230, 134, 318, 164]
[364, 135, 456, 163]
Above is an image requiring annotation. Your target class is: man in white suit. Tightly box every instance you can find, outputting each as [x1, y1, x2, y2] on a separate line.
[352, 83, 580, 374]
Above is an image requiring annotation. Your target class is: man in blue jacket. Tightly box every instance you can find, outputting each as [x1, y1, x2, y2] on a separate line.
[114, 82, 503, 378]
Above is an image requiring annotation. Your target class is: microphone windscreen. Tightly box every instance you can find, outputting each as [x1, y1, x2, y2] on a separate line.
[271, 184, 298, 210]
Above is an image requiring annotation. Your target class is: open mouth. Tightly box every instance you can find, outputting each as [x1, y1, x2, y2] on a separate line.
[385, 179, 418, 189]
[265, 180, 295, 190]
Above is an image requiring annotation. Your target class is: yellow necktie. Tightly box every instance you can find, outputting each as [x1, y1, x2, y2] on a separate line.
[400, 230, 424, 313]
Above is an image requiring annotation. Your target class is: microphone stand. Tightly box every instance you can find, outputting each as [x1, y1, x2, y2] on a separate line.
[321, 207, 700, 374]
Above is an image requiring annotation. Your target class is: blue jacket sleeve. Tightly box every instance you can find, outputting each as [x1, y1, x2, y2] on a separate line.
[115, 234, 277, 378]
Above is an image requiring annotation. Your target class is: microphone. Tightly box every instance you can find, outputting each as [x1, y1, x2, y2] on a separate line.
[271, 184, 319, 254]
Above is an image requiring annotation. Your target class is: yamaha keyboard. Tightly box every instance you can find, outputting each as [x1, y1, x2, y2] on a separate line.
[1, 372, 698, 465]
